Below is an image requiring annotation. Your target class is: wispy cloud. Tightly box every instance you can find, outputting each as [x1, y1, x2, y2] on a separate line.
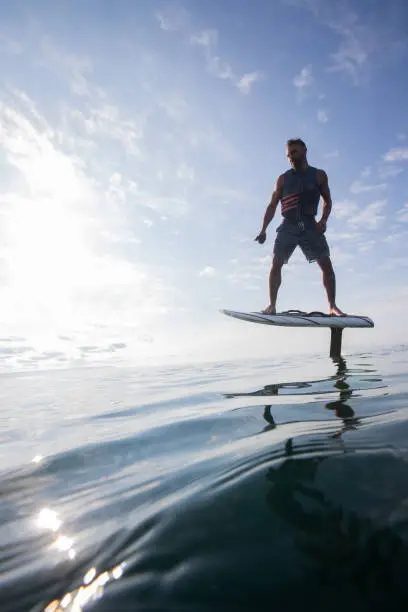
[317, 109, 328, 123]
[384, 147, 408, 162]
[189, 29, 263, 94]
[190, 29, 234, 80]
[155, 6, 189, 32]
[378, 256, 408, 271]
[293, 65, 313, 99]
[0, 32, 23, 56]
[349, 179, 387, 195]
[357, 240, 376, 253]
[157, 94, 189, 122]
[377, 164, 403, 180]
[348, 200, 387, 229]
[38, 38, 95, 98]
[237, 71, 264, 94]
[155, 11, 262, 94]
[199, 266, 217, 278]
[187, 123, 243, 165]
[68, 105, 145, 156]
[176, 162, 195, 182]
[332, 199, 358, 220]
[324, 149, 339, 159]
[284, 0, 407, 84]
[328, 230, 363, 243]
[327, 245, 354, 265]
[0, 85, 180, 336]
[396, 203, 408, 222]
[327, 27, 369, 84]
[382, 228, 408, 246]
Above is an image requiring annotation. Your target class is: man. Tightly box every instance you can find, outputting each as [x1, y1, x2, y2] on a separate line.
[255, 138, 344, 316]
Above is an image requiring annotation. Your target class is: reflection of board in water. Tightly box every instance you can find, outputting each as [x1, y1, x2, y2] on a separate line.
[225, 356, 387, 440]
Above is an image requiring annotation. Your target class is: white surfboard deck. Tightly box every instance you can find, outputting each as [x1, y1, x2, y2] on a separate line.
[221, 309, 374, 329]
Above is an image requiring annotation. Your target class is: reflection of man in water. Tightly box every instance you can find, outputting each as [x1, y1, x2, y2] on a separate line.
[260, 356, 361, 439]
[264, 451, 407, 604]
[326, 377, 360, 439]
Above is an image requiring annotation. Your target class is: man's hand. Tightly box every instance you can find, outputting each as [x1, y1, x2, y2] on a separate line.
[255, 231, 267, 244]
[316, 219, 327, 234]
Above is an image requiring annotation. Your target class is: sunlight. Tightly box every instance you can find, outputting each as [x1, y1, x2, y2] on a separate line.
[7, 197, 92, 303]
[2, 193, 151, 334]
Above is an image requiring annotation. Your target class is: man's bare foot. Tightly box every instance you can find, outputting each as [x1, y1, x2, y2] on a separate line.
[262, 305, 276, 315]
[329, 305, 346, 317]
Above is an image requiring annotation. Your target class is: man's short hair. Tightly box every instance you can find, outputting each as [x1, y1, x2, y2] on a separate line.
[286, 138, 306, 148]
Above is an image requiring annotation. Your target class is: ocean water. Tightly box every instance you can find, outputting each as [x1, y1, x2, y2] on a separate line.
[1, 345, 408, 611]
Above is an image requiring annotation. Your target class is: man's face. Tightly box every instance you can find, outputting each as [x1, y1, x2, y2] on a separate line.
[286, 144, 306, 168]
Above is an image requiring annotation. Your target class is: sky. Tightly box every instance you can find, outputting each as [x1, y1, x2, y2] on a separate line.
[0, 0, 407, 370]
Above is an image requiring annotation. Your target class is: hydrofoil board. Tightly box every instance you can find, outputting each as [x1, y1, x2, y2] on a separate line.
[221, 309, 374, 329]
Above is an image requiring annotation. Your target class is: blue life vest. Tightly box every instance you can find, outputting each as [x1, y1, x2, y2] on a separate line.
[280, 166, 321, 221]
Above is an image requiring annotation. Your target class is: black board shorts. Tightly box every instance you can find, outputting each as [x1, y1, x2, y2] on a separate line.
[273, 218, 330, 264]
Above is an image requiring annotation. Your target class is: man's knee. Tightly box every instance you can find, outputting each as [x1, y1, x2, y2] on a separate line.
[271, 254, 284, 272]
[317, 255, 334, 275]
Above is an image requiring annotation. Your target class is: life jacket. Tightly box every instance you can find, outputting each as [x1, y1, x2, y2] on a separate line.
[280, 166, 321, 222]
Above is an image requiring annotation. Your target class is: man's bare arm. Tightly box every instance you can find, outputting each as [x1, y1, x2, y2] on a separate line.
[317, 169, 332, 222]
[255, 175, 283, 242]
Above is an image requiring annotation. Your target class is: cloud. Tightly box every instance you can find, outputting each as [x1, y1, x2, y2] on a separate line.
[190, 29, 234, 80]
[225, 254, 270, 289]
[189, 29, 263, 94]
[348, 200, 387, 229]
[357, 240, 376, 253]
[382, 228, 408, 244]
[67, 105, 144, 156]
[187, 123, 242, 165]
[332, 199, 358, 220]
[396, 203, 408, 223]
[377, 164, 403, 180]
[0, 32, 23, 56]
[326, 245, 354, 266]
[38, 38, 95, 98]
[327, 27, 369, 84]
[328, 231, 363, 243]
[199, 266, 217, 278]
[284, 0, 407, 84]
[236, 71, 264, 94]
[30, 39, 146, 158]
[154, 12, 262, 94]
[384, 147, 408, 162]
[176, 162, 195, 182]
[293, 65, 313, 98]
[157, 95, 189, 122]
[317, 109, 328, 123]
[107, 176, 190, 216]
[0, 88, 179, 339]
[154, 6, 189, 31]
[378, 256, 408, 271]
[0, 96, 92, 204]
[349, 179, 387, 195]
[323, 149, 339, 159]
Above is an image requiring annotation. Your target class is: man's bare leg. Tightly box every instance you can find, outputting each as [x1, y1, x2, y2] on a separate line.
[317, 256, 345, 316]
[263, 255, 284, 314]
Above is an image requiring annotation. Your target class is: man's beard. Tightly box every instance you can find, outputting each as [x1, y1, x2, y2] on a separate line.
[292, 158, 305, 170]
